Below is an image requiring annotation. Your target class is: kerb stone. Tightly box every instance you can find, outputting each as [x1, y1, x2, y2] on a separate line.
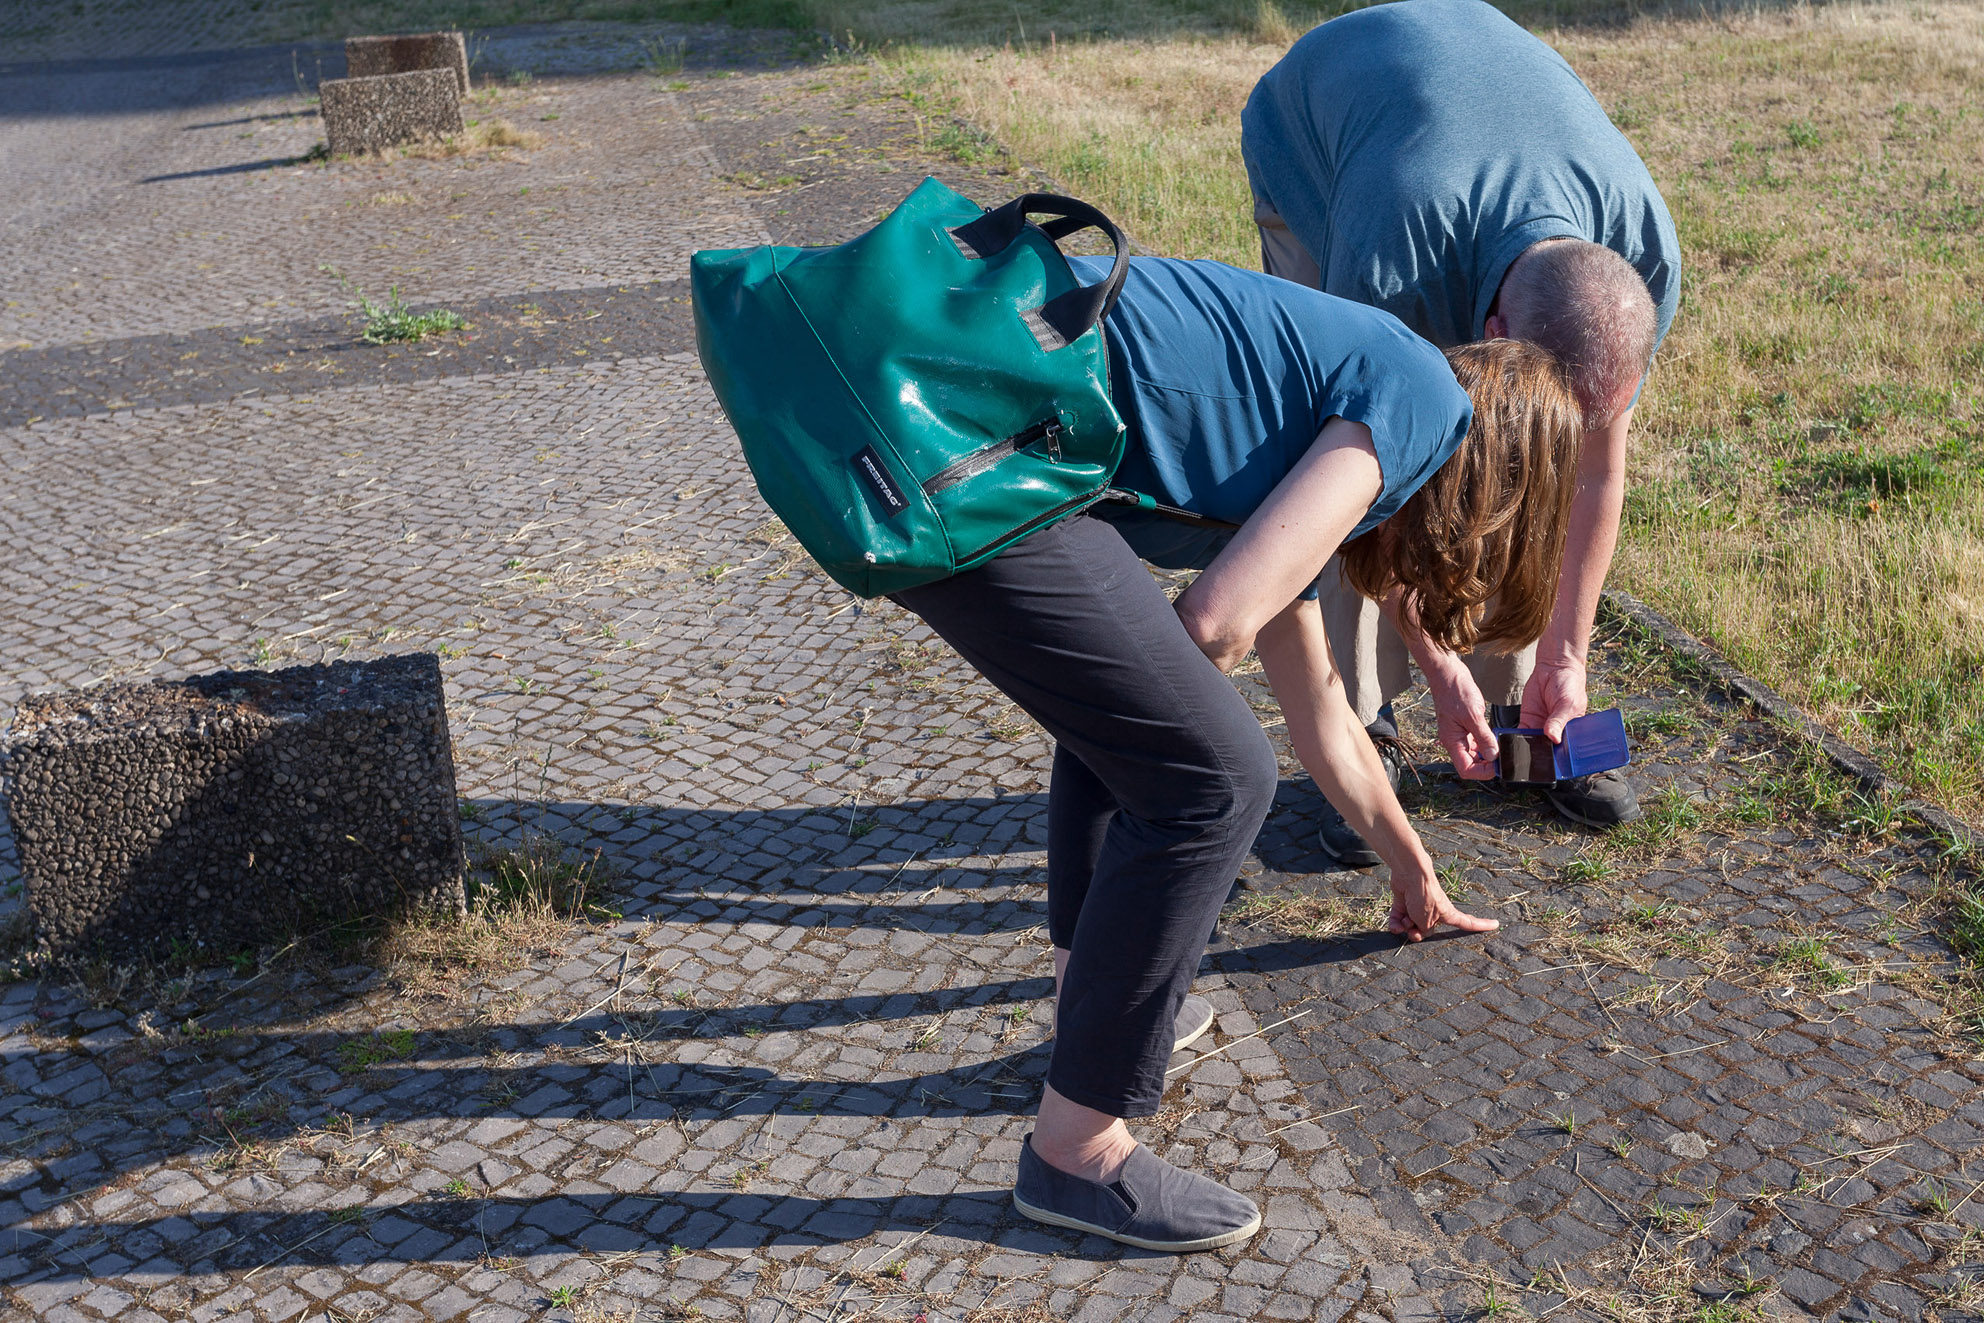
[3, 652, 465, 957]
[320, 68, 464, 156]
[345, 31, 471, 94]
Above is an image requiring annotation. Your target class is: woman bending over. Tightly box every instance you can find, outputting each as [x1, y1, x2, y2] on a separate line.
[893, 255, 1583, 1252]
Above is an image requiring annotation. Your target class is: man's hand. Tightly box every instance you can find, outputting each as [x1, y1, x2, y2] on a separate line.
[1388, 868, 1499, 942]
[1520, 657, 1589, 743]
[1424, 658, 1499, 780]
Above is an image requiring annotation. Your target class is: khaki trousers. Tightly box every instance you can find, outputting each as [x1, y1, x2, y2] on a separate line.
[1255, 201, 1534, 727]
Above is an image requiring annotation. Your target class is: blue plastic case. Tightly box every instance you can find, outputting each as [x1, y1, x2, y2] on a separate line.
[1492, 708, 1631, 782]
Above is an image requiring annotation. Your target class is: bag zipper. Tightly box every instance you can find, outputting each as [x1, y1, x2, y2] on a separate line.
[955, 487, 1102, 566]
[922, 419, 1064, 496]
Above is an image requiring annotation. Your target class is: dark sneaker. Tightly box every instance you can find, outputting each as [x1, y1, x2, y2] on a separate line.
[1543, 769, 1642, 828]
[1013, 1135, 1262, 1252]
[1316, 734, 1410, 867]
[1172, 994, 1215, 1054]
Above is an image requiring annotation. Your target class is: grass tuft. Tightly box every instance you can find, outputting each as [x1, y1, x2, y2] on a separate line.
[356, 287, 467, 344]
[377, 834, 615, 985]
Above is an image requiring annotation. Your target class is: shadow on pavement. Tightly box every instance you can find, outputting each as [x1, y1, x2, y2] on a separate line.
[6, 1187, 1043, 1284]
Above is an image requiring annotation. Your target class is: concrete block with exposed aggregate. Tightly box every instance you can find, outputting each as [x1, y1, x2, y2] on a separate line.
[345, 31, 470, 93]
[320, 67, 463, 156]
[3, 653, 465, 958]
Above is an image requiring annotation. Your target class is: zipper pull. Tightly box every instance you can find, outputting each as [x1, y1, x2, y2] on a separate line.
[1043, 421, 1063, 463]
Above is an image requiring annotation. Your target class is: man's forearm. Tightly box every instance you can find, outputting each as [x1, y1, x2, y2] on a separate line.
[1538, 409, 1632, 669]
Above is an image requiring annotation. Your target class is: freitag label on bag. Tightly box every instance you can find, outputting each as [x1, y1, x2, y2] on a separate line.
[852, 445, 909, 519]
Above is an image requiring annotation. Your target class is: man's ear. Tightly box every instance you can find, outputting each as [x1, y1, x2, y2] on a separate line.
[1484, 312, 1510, 339]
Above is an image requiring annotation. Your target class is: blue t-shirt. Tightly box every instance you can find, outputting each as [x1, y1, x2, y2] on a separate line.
[1069, 255, 1471, 582]
[1241, 0, 1679, 356]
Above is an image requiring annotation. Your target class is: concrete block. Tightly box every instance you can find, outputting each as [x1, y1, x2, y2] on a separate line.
[320, 68, 464, 156]
[345, 31, 470, 94]
[4, 653, 465, 958]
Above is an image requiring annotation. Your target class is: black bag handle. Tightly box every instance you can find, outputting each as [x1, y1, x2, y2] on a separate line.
[949, 193, 1131, 351]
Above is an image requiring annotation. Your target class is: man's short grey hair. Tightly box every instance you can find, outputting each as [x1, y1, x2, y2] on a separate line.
[1497, 238, 1658, 429]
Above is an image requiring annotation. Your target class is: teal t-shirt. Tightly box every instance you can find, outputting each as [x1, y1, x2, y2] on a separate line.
[1240, 0, 1679, 355]
[1068, 255, 1471, 583]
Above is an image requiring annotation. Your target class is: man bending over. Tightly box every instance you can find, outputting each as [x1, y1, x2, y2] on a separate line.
[1241, 0, 1680, 857]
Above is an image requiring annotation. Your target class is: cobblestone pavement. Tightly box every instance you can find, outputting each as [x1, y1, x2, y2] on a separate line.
[3, 15, 1983, 1323]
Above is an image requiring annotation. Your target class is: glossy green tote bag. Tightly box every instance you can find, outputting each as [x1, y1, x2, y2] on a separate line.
[691, 177, 1130, 598]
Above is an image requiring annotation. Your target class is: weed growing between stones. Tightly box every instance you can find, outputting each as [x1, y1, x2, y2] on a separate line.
[402, 115, 545, 158]
[355, 286, 468, 344]
[379, 833, 616, 987]
[320, 264, 467, 344]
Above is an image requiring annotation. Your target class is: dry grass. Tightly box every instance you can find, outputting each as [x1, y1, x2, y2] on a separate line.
[381, 833, 614, 989]
[1227, 889, 1381, 941]
[397, 116, 545, 159]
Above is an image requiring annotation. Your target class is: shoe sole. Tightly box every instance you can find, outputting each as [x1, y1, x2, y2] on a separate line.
[1172, 1001, 1215, 1055]
[1316, 831, 1380, 869]
[1012, 1192, 1263, 1253]
[1542, 793, 1645, 830]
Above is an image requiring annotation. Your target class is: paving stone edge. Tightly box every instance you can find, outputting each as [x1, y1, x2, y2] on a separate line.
[1603, 586, 1981, 849]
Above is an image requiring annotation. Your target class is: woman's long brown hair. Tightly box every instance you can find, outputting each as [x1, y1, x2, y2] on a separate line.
[1338, 340, 1584, 654]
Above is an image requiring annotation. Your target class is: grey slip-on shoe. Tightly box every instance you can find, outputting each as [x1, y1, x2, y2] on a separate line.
[1012, 1135, 1262, 1252]
[1173, 994, 1215, 1054]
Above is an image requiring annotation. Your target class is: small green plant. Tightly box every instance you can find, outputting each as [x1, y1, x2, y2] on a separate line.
[1560, 852, 1615, 886]
[508, 69, 533, 86]
[641, 35, 687, 76]
[1555, 1112, 1579, 1137]
[359, 286, 464, 343]
[547, 1284, 579, 1307]
[329, 1205, 366, 1224]
[321, 266, 465, 344]
[338, 1028, 417, 1073]
[1643, 1199, 1703, 1235]
[1786, 119, 1822, 148]
[1609, 1136, 1634, 1160]
[442, 1177, 470, 1197]
[881, 1259, 907, 1280]
[1771, 934, 1853, 990]
[1625, 901, 1677, 927]
[1480, 1284, 1523, 1320]
[1916, 1178, 1955, 1218]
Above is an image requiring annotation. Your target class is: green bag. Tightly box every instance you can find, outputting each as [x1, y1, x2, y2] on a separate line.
[691, 177, 1133, 598]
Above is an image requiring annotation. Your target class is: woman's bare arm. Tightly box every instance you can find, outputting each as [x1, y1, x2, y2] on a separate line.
[1254, 597, 1496, 940]
[1173, 415, 1496, 940]
[1172, 417, 1381, 670]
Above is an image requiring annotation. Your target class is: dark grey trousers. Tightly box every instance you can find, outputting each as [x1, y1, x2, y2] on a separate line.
[894, 514, 1277, 1117]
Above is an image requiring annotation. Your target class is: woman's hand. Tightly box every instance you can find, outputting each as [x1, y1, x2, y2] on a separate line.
[1423, 656, 1499, 780]
[1388, 867, 1499, 942]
